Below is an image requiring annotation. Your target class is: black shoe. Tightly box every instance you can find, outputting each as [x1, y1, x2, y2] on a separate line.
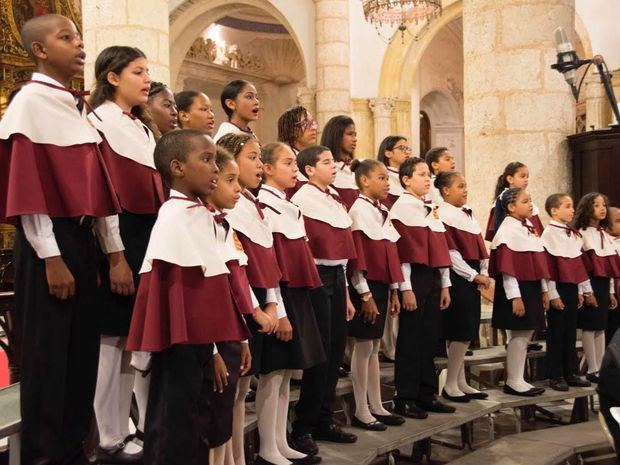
[379, 353, 395, 363]
[585, 372, 600, 384]
[465, 349, 474, 356]
[503, 385, 544, 397]
[351, 416, 387, 431]
[566, 375, 592, 387]
[372, 413, 405, 426]
[314, 424, 357, 443]
[464, 391, 489, 400]
[290, 434, 319, 456]
[415, 398, 456, 413]
[393, 402, 428, 419]
[549, 378, 569, 392]
[95, 445, 143, 464]
[254, 456, 278, 465]
[290, 378, 303, 386]
[338, 367, 349, 378]
[246, 389, 256, 402]
[289, 455, 322, 465]
[528, 343, 543, 351]
[441, 389, 470, 403]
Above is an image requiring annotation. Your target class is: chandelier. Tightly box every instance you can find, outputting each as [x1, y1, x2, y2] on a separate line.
[362, 0, 442, 43]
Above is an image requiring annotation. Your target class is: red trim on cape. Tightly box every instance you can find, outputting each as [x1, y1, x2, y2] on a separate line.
[272, 233, 323, 288]
[303, 216, 357, 261]
[332, 186, 359, 209]
[392, 220, 451, 268]
[349, 230, 404, 284]
[489, 244, 551, 281]
[444, 225, 489, 261]
[545, 253, 590, 284]
[235, 231, 282, 289]
[583, 250, 620, 278]
[485, 207, 543, 241]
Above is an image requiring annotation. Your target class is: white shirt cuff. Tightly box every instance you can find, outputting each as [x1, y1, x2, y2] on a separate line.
[503, 273, 521, 300]
[399, 263, 412, 292]
[20, 214, 61, 259]
[95, 215, 124, 254]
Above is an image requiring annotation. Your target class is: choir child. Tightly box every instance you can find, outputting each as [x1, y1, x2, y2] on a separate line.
[485, 162, 544, 241]
[176, 90, 216, 136]
[489, 188, 550, 396]
[347, 159, 405, 430]
[377, 135, 411, 210]
[290, 146, 358, 453]
[320, 116, 359, 208]
[541, 193, 593, 390]
[258, 142, 327, 465]
[214, 79, 259, 142]
[435, 172, 491, 401]
[146, 81, 178, 137]
[88, 45, 165, 462]
[0, 15, 121, 465]
[425, 147, 456, 206]
[125, 130, 250, 465]
[389, 157, 454, 418]
[574, 193, 620, 381]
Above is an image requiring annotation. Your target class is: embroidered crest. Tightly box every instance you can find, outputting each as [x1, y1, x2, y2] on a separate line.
[232, 232, 245, 252]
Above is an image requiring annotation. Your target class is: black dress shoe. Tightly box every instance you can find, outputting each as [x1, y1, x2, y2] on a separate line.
[441, 389, 470, 403]
[372, 413, 405, 426]
[415, 398, 456, 413]
[351, 416, 387, 431]
[246, 389, 256, 402]
[549, 378, 569, 392]
[289, 434, 319, 456]
[289, 455, 322, 465]
[566, 375, 591, 387]
[95, 445, 143, 464]
[379, 353, 395, 363]
[314, 424, 357, 443]
[585, 372, 600, 384]
[503, 385, 542, 397]
[464, 391, 488, 400]
[394, 402, 428, 419]
[528, 343, 543, 351]
[465, 349, 474, 356]
[254, 456, 277, 465]
[338, 367, 349, 378]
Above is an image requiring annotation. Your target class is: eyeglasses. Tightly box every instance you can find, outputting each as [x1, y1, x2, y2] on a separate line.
[295, 119, 318, 130]
[393, 145, 412, 153]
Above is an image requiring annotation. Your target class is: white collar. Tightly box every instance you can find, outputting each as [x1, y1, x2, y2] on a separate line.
[31, 72, 67, 88]
[261, 183, 286, 199]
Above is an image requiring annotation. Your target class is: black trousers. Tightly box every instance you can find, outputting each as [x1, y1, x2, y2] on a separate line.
[394, 264, 440, 404]
[545, 282, 578, 380]
[15, 219, 99, 465]
[293, 265, 347, 435]
[144, 344, 213, 465]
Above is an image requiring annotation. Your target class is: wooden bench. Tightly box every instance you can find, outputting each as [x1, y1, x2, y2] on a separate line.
[0, 384, 20, 465]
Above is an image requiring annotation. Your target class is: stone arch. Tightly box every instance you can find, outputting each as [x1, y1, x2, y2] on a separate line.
[168, 0, 314, 89]
[420, 89, 464, 169]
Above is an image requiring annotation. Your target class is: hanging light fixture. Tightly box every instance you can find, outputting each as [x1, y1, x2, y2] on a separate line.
[362, 0, 442, 44]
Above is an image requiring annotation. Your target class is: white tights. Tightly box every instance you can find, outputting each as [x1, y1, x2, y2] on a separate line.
[505, 330, 535, 392]
[351, 339, 391, 423]
[582, 330, 605, 374]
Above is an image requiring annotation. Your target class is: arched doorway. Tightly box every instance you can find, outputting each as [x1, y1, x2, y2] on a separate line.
[420, 90, 464, 170]
[419, 110, 431, 156]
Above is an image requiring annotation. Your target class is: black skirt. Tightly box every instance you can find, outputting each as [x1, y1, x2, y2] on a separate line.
[96, 212, 156, 336]
[492, 278, 545, 331]
[260, 284, 326, 373]
[206, 342, 241, 448]
[578, 276, 610, 331]
[349, 280, 390, 340]
[442, 261, 481, 341]
[244, 287, 266, 376]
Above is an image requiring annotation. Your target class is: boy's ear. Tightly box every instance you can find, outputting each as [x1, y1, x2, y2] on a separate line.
[31, 41, 46, 60]
[170, 159, 184, 178]
[304, 164, 315, 178]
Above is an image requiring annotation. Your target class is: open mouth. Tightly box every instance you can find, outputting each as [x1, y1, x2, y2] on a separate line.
[75, 52, 86, 64]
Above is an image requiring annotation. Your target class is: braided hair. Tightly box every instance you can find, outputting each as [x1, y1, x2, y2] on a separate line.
[277, 105, 308, 150]
[494, 187, 523, 231]
[216, 133, 257, 158]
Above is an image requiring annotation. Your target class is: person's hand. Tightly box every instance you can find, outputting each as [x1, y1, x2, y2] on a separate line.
[276, 317, 293, 341]
[542, 292, 550, 312]
[345, 290, 356, 321]
[512, 297, 525, 317]
[264, 302, 279, 333]
[212, 353, 228, 393]
[360, 296, 380, 324]
[253, 308, 275, 333]
[401, 290, 418, 311]
[474, 274, 491, 290]
[240, 343, 252, 376]
[108, 251, 135, 296]
[390, 290, 401, 316]
[45, 256, 75, 300]
[439, 287, 451, 310]
[584, 293, 598, 308]
[550, 298, 565, 310]
[578, 294, 584, 309]
[610, 293, 618, 310]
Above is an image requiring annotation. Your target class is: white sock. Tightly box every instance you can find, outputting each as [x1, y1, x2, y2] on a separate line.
[351, 339, 374, 423]
[232, 377, 251, 465]
[457, 358, 481, 395]
[133, 371, 150, 433]
[95, 336, 124, 449]
[276, 371, 305, 459]
[119, 348, 134, 440]
[256, 371, 290, 465]
[445, 341, 468, 397]
[582, 330, 599, 373]
[505, 330, 533, 392]
[368, 340, 390, 416]
[594, 330, 606, 373]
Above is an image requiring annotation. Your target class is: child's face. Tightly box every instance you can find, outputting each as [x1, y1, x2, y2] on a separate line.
[432, 150, 456, 175]
[174, 136, 218, 199]
[551, 196, 574, 224]
[402, 161, 431, 198]
[181, 93, 215, 136]
[442, 174, 468, 208]
[508, 191, 533, 220]
[295, 112, 317, 149]
[209, 160, 242, 210]
[507, 167, 529, 190]
[306, 150, 336, 188]
[591, 195, 607, 224]
[341, 124, 357, 157]
[148, 87, 178, 134]
[228, 83, 259, 123]
[263, 146, 298, 191]
[112, 57, 151, 108]
[361, 165, 390, 201]
[385, 139, 410, 168]
[236, 140, 263, 190]
[607, 208, 620, 237]
[36, 16, 85, 78]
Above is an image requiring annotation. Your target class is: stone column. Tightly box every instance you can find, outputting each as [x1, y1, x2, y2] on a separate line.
[297, 86, 317, 120]
[82, 0, 170, 88]
[314, 0, 351, 130]
[463, 0, 575, 224]
[351, 98, 373, 157]
[369, 97, 395, 155]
